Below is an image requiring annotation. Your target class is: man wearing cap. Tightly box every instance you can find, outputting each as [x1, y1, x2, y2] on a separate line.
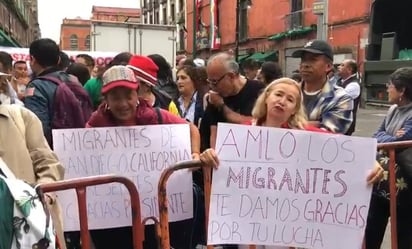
[127, 55, 179, 116]
[292, 40, 353, 134]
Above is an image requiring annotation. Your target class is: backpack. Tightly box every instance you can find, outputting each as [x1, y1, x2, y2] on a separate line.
[157, 78, 179, 100]
[38, 75, 93, 129]
[0, 160, 56, 249]
[152, 87, 174, 111]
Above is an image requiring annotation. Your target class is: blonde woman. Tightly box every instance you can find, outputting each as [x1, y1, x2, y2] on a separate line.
[200, 78, 384, 249]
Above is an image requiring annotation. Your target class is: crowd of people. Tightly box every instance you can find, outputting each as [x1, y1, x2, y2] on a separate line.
[0, 37, 410, 249]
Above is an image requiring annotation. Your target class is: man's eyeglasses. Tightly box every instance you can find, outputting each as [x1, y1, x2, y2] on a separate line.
[207, 72, 229, 86]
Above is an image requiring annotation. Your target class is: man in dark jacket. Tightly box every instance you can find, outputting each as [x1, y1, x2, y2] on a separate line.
[24, 39, 65, 146]
[24, 38, 90, 249]
[24, 38, 92, 147]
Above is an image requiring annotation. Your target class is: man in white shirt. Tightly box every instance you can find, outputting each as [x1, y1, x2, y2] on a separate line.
[337, 59, 361, 99]
[337, 59, 360, 135]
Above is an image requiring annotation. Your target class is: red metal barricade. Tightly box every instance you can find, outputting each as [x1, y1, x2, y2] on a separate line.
[40, 175, 145, 249]
[374, 141, 412, 249]
[158, 160, 203, 249]
[157, 160, 260, 249]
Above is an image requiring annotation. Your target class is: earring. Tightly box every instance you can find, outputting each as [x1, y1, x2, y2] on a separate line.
[136, 100, 140, 107]
[399, 96, 403, 103]
[104, 104, 110, 111]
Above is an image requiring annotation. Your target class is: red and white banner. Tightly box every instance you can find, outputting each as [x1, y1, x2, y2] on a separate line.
[0, 46, 117, 67]
[210, 0, 221, 50]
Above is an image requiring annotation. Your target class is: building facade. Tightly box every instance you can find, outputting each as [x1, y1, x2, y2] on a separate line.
[91, 6, 140, 23]
[60, 18, 91, 51]
[141, 0, 186, 54]
[0, 0, 41, 47]
[186, 0, 371, 76]
[59, 6, 140, 51]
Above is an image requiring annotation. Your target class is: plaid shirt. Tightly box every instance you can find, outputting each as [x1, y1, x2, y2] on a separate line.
[302, 80, 353, 134]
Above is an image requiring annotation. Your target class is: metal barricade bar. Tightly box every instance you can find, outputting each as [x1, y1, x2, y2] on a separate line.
[40, 174, 145, 249]
[157, 160, 262, 249]
[376, 141, 412, 249]
[158, 160, 203, 249]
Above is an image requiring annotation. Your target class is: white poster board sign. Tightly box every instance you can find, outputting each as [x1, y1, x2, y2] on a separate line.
[53, 124, 193, 231]
[208, 123, 376, 249]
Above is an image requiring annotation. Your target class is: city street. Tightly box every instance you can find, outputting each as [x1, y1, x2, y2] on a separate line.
[353, 106, 388, 138]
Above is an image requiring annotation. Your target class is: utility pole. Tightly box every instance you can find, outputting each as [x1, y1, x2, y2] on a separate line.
[235, 0, 240, 62]
[313, 0, 328, 41]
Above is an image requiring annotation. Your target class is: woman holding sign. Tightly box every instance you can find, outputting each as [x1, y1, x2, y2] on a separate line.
[200, 77, 384, 249]
[85, 65, 201, 249]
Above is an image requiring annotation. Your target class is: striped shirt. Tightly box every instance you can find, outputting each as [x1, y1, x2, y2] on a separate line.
[302, 80, 353, 134]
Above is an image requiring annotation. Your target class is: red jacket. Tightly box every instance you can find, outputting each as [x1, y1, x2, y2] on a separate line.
[86, 98, 186, 127]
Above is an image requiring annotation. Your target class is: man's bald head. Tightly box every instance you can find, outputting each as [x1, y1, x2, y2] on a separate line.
[338, 59, 358, 78]
[207, 52, 240, 74]
[343, 59, 357, 74]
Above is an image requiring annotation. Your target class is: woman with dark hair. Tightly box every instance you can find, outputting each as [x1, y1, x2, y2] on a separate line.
[365, 67, 412, 249]
[66, 63, 90, 86]
[290, 70, 302, 82]
[83, 52, 132, 109]
[257, 61, 282, 85]
[109, 52, 132, 66]
[175, 65, 209, 126]
[148, 54, 179, 99]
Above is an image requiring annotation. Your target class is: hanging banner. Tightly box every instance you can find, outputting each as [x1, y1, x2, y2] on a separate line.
[210, 0, 221, 50]
[0, 46, 117, 66]
[196, 0, 202, 32]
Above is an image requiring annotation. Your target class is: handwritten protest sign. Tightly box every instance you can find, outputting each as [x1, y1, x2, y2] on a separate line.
[53, 124, 193, 231]
[208, 123, 376, 249]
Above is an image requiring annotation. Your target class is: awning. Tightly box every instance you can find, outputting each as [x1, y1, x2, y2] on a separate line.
[0, 29, 20, 47]
[237, 54, 251, 62]
[268, 25, 317, 41]
[268, 33, 287, 41]
[248, 51, 278, 62]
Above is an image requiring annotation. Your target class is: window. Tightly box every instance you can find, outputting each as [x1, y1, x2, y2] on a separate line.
[70, 34, 78, 50]
[170, 3, 175, 23]
[179, 0, 184, 11]
[154, 10, 159, 24]
[291, 0, 303, 12]
[287, 0, 303, 29]
[239, 0, 249, 41]
[162, 6, 167, 24]
[179, 28, 185, 51]
[85, 35, 90, 50]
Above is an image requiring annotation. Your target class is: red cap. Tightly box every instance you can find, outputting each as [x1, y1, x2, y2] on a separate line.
[127, 55, 159, 87]
[101, 65, 138, 94]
